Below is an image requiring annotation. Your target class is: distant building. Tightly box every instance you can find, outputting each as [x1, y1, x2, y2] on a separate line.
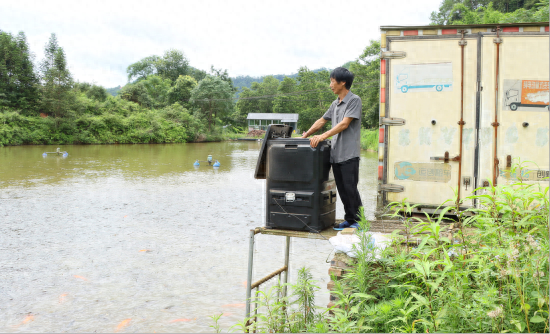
[247, 113, 299, 132]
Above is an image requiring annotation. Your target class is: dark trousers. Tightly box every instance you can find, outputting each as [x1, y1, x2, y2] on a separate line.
[332, 158, 363, 224]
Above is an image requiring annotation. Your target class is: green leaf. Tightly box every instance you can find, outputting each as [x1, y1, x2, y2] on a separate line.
[530, 315, 546, 323]
[352, 292, 376, 300]
[410, 292, 429, 306]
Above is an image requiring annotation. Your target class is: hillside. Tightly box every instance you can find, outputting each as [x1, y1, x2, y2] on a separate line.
[231, 66, 345, 93]
[106, 86, 122, 96]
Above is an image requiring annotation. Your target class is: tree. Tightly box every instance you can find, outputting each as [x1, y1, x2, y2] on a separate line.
[430, 0, 546, 24]
[295, 67, 333, 131]
[190, 76, 234, 131]
[126, 55, 160, 82]
[210, 66, 237, 93]
[156, 49, 189, 82]
[448, 0, 549, 23]
[0, 31, 40, 113]
[188, 66, 208, 82]
[273, 77, 298, 114]
[349, 40, 380, 129]
[167, 75, 197, 107]
[40, 33, 73, 118]
[253, 76, 279, 114]
[234, 86, 258, 125]
[86, 84, 108, 102]
[126, 49, 189, 83]
[140, 75, 172, 108]
[119, 81, 151, 107]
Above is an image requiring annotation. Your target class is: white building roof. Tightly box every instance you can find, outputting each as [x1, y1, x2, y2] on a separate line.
[247, 113, 299, 122]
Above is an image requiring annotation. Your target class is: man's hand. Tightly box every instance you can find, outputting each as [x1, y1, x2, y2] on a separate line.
[301, 131, 308, 138]
[309, 134, 326, 148]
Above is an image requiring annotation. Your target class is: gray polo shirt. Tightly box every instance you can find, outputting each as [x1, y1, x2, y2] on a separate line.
[322, 91, 362, 164]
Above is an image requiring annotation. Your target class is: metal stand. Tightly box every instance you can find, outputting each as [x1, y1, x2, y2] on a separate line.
[244, 227, 338, 331]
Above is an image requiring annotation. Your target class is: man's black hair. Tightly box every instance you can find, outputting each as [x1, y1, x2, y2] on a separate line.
[330, 67, 354, 90]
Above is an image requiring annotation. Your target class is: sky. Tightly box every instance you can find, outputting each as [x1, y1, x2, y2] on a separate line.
[1, 0, 442, 88]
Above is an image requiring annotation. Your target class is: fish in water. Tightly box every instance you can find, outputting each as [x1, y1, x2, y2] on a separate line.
[73, 275, 87, 281]
[222, 303, 246, 308]
[139, 249, 152, 253]
[115, 318, 131, 332]
[13, 314, 34, 327]
[59, 294, 68, 303]
[170, 318, 196, 323]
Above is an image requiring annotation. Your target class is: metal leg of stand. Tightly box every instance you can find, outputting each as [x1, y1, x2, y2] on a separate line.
[282, 236, 290, 298]
[245, 229, 255, 323]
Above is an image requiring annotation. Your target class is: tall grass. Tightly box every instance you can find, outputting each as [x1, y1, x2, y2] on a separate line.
[361, 128, 378, 151]
[232, 162, 549, 333]
[0, 101, 245, 146]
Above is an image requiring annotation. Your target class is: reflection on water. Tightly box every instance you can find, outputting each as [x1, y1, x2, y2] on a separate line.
[0, 142, 378, 332]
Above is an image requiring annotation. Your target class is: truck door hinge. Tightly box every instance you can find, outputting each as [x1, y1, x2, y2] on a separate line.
[378, 184, 405, 193]
[492, 26, 502, 44]
[380, 117, 406, 126]
[380, 51, 406, 59]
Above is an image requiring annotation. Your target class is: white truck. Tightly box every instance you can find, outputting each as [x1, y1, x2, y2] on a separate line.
[377, 23, 549, 215]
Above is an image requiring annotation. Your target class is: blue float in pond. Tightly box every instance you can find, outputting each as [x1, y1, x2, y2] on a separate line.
[42, 153, 47, 157]
[63, 152, 68, 157]
[213, 160, 220, 167]
[193, 160, 200, 166]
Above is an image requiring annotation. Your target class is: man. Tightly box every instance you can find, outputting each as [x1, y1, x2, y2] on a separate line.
[301, 67, 362, 229]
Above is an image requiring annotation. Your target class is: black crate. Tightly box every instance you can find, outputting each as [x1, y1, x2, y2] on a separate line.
[255, 125, 336, 232]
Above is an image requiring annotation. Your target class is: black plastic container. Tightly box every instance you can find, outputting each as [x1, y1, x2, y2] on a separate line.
[255, 124, 336, 232]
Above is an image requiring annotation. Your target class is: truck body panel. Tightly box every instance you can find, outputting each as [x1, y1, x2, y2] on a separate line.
[378, 24, 549, 215]
[478, 35, 550, 186]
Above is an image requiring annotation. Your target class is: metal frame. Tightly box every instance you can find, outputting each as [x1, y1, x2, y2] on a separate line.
[244, 227, 337, 331]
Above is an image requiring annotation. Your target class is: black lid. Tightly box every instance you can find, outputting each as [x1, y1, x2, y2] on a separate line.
[254, 124, 293, 179]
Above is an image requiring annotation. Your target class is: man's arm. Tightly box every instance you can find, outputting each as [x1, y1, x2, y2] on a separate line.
[308, 117, 354, 148]
[301, 117, 327, 138]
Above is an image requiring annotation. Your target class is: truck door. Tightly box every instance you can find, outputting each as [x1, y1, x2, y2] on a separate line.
[383, 35, 478, 211]
[478, 32, 549, 187]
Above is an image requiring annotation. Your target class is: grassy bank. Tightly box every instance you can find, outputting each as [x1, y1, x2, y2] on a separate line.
[234, 166, 549, 333]
[361, 128, 378, 151]
[0, 103, 244, 146]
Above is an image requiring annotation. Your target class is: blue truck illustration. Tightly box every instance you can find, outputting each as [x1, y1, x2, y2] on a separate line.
[395, 63, 453, 93]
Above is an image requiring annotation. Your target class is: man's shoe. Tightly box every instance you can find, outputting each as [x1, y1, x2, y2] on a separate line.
[333, 221, 352, 231]
[349, 223, 360, 229]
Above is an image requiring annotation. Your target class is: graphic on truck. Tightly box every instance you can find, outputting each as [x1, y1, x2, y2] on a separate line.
[503, 79, 549, 111]
[394, 63, 453, 93]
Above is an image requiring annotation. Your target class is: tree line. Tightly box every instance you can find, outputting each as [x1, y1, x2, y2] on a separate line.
[0, 0, 546, 146]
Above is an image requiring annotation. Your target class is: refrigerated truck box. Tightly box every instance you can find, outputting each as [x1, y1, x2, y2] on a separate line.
[377, 23, 549, 214]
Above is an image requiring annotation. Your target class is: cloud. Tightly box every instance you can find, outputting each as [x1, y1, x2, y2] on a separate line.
[1, 0, 441, 87]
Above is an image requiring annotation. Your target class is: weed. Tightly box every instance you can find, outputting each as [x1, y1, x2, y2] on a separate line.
[227, 162, 548, 333]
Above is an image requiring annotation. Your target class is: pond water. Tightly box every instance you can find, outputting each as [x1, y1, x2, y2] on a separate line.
[0, 141, 378, 332]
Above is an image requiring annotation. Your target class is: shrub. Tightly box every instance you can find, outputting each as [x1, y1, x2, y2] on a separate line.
[233, 163, 549, 333]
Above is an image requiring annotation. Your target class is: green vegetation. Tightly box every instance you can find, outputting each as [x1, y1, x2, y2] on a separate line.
[0, 30, 382, 146]
[0, 101, 204, 145]
[106, 86, 122, 96]
[431, 0, 549, 24]
[231, 67, 332, 93]
[360, 129, 378, 151]
[235, 163, 549, 332]
[1, 0, 547, 146]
